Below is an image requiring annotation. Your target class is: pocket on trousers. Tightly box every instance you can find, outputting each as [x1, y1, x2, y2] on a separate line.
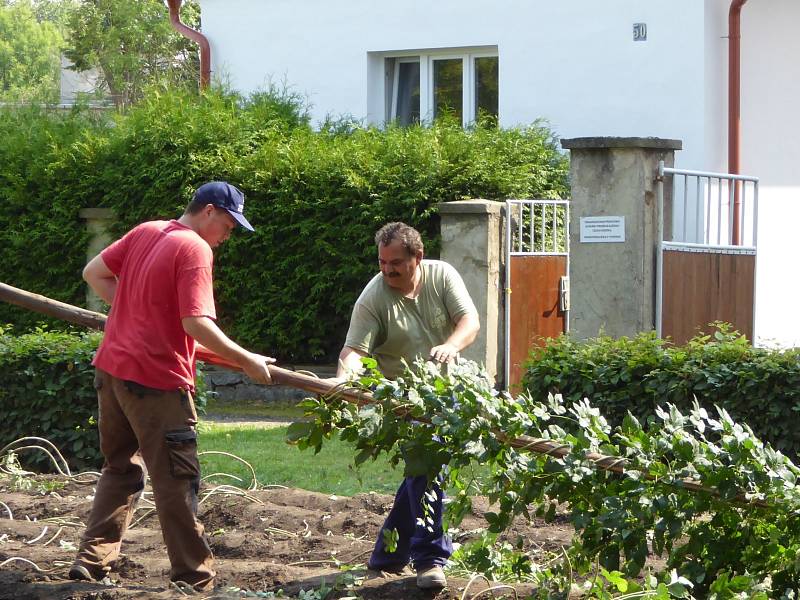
[164, 428, 201, 480]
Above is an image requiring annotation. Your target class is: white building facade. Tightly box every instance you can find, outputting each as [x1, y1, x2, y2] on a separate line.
[199, 0, 800, 347]
[60, 55, 102, 106]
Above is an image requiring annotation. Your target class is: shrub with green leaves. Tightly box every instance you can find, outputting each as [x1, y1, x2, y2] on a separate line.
[521, 325, 800, 459]
[0, 326, 102, 471]
[0, 327, 211, 472]
[0, 86, 568, 363]
[448, 531, 534, 583]
[290, 358, 800, 598]
[0, 104, 109, 334]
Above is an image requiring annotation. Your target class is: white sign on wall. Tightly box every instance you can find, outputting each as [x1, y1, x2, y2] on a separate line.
[580, 216, 625, 243]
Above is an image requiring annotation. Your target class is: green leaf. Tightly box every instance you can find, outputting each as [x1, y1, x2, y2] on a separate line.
[381, 527, 399, 553]
[463, 440, 486, 458]
[600, 568, 628, 593]
[285, 421, 315, 444]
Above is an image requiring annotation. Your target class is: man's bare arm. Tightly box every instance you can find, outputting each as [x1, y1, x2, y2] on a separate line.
[429, 311, 480, 363]
[335, 346, 369, 380]
[182, 316, 275, 385]
[82, 254, 117, 305]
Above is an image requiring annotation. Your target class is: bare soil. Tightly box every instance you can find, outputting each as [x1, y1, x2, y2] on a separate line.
[0, 475, 575, 600]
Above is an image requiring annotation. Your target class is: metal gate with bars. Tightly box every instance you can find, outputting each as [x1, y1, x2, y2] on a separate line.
[655, 161, 759, 344]
[504, 199, 570, 389]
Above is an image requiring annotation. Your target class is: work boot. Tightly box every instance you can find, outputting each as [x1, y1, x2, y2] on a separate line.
[172, 579, 216, 593]
[367, 559, 408, 575]
[416, 565, 447, 589]
[68, 563, 100, 582]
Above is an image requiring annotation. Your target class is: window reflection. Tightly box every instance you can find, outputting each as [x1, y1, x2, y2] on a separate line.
[475, 56, 498, 121]
[433, 58, 463, 122]
[396, 61, 420, 126]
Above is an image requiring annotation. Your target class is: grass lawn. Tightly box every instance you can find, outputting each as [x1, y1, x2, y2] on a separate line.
[197, 421, 402, 497]
[202, 397, 307, 421]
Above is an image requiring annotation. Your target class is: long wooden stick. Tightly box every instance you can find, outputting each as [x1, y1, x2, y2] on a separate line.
[0, 281, 771, 506]
[0, 282, 107, 331]
[0, 281, 370, 404]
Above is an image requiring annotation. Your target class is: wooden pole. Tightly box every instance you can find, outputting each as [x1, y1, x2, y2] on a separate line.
[0, 282, 107, 331]
[0, 281, 370, 404]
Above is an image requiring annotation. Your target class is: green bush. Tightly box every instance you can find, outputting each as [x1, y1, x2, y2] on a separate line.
[0, 326, 102, 471]
[0, 104, 109, 332]
[0, 327, 211, 472]
[521, 324, 800, 458]
[0, 85, 568, 362]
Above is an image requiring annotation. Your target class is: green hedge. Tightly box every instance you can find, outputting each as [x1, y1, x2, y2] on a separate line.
[0, 327, 212, 472]
[521, 325, 800, 459]
[0, 104, 107, 334]
[0, 86, 569, 362]
[0, 327, 102, 471]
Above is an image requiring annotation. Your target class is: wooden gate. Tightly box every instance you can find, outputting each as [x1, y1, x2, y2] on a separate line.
[505, 200, 569, 390]
[656, 163, 758, 344]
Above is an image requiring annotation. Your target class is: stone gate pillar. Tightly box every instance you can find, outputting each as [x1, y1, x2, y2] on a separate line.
[79, 208, 114, 312]
[560, 137, 681, 339]
[438, 200, 504, 383]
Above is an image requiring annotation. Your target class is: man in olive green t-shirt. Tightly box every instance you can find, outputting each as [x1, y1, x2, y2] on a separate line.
[334, 222, 480, 589]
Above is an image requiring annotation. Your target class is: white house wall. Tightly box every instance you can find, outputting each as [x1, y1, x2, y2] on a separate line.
[199, 0, 800, 348]
[702, 0, 727, 174]
[738, 0, 800, 347]
[697, 0, 800, 347]
[60, 55, 101, 105]
[201, 0, 707, 168]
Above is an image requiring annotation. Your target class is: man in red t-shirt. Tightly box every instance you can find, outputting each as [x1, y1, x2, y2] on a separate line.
[70, 182, 274, 591]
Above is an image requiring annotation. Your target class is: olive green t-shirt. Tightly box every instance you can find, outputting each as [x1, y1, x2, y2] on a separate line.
[344, 260, 477, 379]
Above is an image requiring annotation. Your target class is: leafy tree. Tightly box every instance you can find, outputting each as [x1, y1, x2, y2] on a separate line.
[64, 0, 200, 108]
[0, 0, 63, 103]
[30, 0, 78, 32]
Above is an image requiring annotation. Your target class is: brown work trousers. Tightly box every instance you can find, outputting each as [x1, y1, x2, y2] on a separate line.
[74, 369, 215, 590]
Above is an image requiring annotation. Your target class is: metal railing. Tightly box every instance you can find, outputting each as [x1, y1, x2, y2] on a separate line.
[655, 161, 759, 337]
[507, 199, 570, 255]
[665, 165, 759, 247]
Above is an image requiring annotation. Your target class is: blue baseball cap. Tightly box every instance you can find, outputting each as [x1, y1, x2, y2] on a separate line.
[194, 181, 254, 232]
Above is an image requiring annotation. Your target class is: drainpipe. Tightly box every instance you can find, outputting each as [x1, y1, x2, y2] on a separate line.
[729, 0, 748, 245]
[166, 0, 211, 90]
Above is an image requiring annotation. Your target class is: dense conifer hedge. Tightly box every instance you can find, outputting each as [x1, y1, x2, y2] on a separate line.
[0, 87, 568, 362]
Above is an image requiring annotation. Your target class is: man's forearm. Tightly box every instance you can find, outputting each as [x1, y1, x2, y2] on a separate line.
[445, 312, 480, 351]
[336, 346, 368, 379]
[184, 316, 275, 386]
[182, 316, 251, 365]
[88, 278, 117, 306]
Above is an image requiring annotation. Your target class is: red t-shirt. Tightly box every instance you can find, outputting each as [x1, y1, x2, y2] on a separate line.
[93, 220, 216, 391]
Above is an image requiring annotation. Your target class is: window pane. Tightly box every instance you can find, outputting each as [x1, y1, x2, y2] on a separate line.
[396, 61, 420, 126]
[475, 56, 498, 121]
[433, 58, 463, 122]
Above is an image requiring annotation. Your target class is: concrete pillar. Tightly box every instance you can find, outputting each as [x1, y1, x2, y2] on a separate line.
[560, 137, 681, 339]
[438, 199, 504, 383]
[79, 208, 114, 312]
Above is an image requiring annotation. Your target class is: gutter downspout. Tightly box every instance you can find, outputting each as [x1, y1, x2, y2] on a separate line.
[166, 0, 210, 90]
[729, 0, 748, 245]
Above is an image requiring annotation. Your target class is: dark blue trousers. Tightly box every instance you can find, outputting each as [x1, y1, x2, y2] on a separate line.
[368, 475, 452, 570]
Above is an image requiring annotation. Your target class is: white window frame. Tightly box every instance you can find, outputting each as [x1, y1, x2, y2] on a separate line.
[383, 47, 498, 127]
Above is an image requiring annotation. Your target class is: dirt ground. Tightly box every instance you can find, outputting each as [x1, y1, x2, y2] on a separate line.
[0, 475, 575, 600]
